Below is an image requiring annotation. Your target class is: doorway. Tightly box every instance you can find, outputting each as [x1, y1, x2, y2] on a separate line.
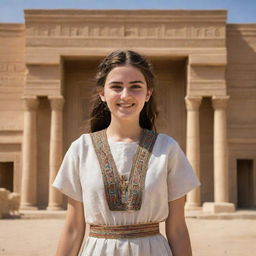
[0, 162, 14, 192]
[237, 159, 254, 208]
[63, 57, 187, 150]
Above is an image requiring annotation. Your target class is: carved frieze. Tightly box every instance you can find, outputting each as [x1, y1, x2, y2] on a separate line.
[0, 62, 26, 86]
[0, 62, 26, 73]
[26, 23, 225, 39]
[0, 76, 25, 84]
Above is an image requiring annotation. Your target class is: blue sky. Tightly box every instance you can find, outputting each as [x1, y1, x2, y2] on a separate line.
[0, 0, 255, 23]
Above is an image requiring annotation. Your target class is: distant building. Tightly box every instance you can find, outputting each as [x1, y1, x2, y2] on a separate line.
[0, 10, 255, 212]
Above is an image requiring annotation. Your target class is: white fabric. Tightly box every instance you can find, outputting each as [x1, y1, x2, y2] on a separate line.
[52, 132, 200, 256]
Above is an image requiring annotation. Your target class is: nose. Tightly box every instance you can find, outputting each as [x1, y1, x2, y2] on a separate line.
[120, 87, 130, 99]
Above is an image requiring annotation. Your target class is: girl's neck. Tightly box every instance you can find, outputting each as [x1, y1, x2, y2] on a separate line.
[106, 118, 142, 143]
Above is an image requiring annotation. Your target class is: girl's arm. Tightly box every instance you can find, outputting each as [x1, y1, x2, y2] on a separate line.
[55, 197, 86, 256]
[165, 196, 192, 256]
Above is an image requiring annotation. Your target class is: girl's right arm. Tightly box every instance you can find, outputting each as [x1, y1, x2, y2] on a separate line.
[55, 197, 86, 256]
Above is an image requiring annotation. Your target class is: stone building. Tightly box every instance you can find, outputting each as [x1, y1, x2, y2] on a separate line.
[0, 10, 255, 213]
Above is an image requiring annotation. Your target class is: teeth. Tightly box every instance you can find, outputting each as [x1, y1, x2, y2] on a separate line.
[118, 104, 134, 107]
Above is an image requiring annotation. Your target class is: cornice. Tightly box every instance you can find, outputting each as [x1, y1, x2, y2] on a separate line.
[24, 9, 227, 24]
[227, 24, 256, 36]
[189, 53, 227, 66]
[24, 10, 227, 46]
[0, 24, 25, 37]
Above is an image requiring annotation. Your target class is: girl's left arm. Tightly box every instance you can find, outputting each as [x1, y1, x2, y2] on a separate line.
[165, 196, 193, 256]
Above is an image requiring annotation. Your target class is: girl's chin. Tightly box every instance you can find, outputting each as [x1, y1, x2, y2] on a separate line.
[111, 113, 139, 121]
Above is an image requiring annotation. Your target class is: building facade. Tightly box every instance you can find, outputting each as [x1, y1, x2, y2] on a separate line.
[0, 10, 255, 212]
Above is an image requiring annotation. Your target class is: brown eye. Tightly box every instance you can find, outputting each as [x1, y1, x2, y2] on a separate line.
[131, 85, 141, 89]
[111, 85, 122, 89]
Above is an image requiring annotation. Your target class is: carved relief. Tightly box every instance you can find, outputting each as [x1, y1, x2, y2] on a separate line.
[0, 76, 25, 87]
[26, 23, 225, 39]
[0, 63, 25, 73]
[0, 76, 24, 82]
[164, 25, 188, 38]
[39, 25, 49, 36]
[190, 26, 224, 38]
[110, 27, 123, 37]
[124, 26, 137, 37]
[0, 62, 26, 86]
[48, 25, 60, 36]
[139, 26, 158, 37]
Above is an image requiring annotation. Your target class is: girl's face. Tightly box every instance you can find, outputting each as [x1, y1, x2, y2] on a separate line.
[98, 65, 152, 122]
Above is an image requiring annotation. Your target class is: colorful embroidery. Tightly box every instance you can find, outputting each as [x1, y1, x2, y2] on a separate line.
[90, 128, 158, 211]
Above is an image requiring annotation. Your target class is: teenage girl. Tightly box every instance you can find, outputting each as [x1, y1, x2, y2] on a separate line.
[53, 50, 200, 256]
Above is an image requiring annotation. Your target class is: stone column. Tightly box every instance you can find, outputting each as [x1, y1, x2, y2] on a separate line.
[20, 97, 39, 210]
[203, 96, 235, 213]
[47, 97, 65, 210]
[185, 96, 202, 210]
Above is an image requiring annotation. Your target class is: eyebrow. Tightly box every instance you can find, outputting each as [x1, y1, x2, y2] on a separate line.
[109, 80, 145, 85]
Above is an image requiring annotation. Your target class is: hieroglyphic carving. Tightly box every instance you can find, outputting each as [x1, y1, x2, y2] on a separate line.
[0, 62, 26, 86]
[0, 63, 25, 73]
[89, 25, 124, 37]
[139, 26, 163, 38]
[26, 23, 225, 39]
[0, 76, 25, 87]
[124, 26, 138, 37]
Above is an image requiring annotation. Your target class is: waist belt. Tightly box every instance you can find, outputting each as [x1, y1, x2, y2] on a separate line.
[89, 222, 160, 239]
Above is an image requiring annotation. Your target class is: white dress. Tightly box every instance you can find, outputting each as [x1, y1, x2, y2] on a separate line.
[52, 132, 200, 256]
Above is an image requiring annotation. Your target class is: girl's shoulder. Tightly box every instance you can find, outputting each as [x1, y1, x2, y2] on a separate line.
[149, 131, 180, 155]
[156, 131, 178, 147]
[66, 133, 91, 155]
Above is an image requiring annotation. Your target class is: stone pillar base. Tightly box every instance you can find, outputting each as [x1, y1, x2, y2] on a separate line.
[20, 204, 38, 211]
[46, 205, 63, 211]
[203, 202, 235, 213]
[185, 202, 201, 211]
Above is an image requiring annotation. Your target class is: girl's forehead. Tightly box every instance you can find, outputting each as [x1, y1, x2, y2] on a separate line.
[106, 65, 146, 81]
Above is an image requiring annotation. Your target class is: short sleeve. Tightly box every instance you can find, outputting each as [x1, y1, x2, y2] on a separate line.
[52, 144, 83, 202]
[167, 141, 201, 201]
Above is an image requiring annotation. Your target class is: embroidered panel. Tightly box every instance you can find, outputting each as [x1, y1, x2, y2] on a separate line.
[90, 128, 158, 211]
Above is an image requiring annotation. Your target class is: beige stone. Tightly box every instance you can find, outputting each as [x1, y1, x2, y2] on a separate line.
[0, 188, 10, 218]
[0, 10, 255, 213]
[20, 97, 39, 210]
[0, 188, 20, 218]
[185, 96, 202, 210]
[202, 202, 236, 213]
[47, 97, 65, 210]
[8, 192, 20, 215]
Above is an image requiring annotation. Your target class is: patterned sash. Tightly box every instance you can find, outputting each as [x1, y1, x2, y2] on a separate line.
[89, 222, 160, 239]
[90, 128, 158, 211]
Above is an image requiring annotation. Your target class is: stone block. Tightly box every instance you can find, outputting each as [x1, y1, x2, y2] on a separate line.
[0, 188, 10, 218]
[8, 192, 20, 215]
[203, 202, 235, 213]
[0, 188, 21, 218]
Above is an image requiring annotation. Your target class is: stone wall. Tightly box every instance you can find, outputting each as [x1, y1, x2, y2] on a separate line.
[0, 10, 255, 211]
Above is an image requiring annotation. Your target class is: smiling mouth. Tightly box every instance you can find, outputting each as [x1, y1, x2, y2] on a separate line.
[117, 103, 135, 108]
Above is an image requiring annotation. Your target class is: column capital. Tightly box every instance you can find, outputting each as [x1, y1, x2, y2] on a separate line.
[23, 96, 39, 110]
[185, 96, 202, 111]
[49, 96, 65, 111]
[212, 95, 230, 110]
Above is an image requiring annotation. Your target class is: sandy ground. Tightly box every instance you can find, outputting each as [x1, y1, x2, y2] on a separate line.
[0, 218, 256, 256]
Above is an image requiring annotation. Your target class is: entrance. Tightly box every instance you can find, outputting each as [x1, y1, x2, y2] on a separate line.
[0, 162, 14, 191]
[63, 57, 187, 150]
[237, 159, 254, 208]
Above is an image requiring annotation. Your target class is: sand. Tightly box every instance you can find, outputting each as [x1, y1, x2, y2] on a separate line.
[0, 218, 256, 256]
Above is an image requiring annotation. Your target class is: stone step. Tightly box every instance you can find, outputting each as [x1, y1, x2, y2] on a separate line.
[19, 210, 66, 219]
[11, 209, 254, 220]
[186, 209, 256, 220]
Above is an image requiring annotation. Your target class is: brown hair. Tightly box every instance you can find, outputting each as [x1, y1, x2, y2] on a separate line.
[88, 50, 159, 132]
